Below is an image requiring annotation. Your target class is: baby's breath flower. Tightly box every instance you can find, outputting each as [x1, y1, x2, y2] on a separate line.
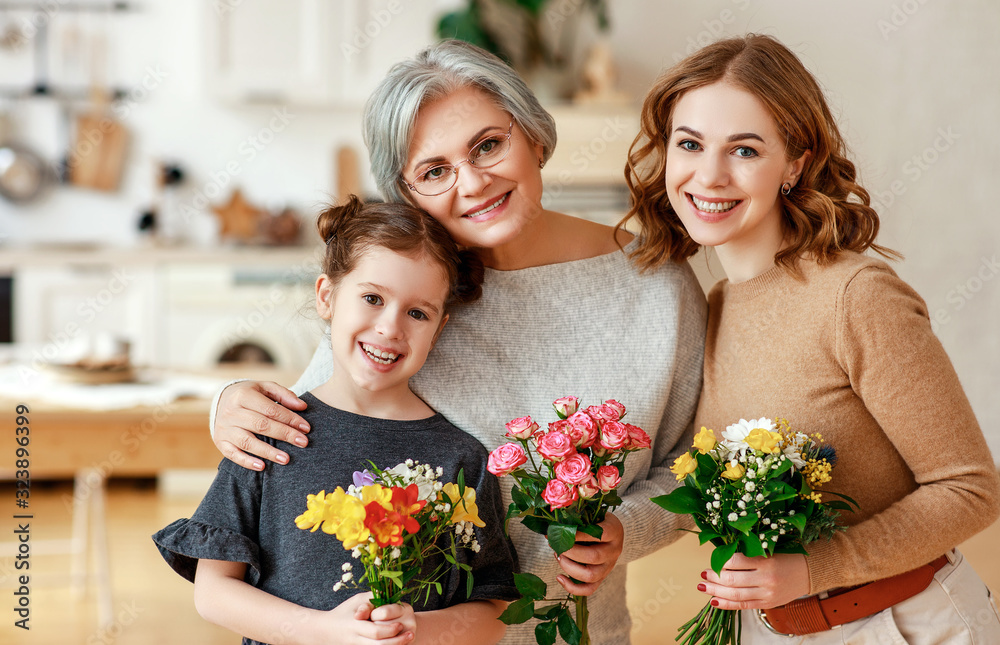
[341, 572, 352, 583]
[728, 512, 739, 522]
[390, 548, 401, 559]
[341, 563, 352, 572]
[712, 501, 720, 508]
[756, 494, 764, 502]
[333, 582, 344, 592]
[745, 482, 756, 492]
[737, 500, 746, 509]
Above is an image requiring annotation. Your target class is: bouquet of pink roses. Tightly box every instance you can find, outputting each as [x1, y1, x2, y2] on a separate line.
[489, 396, 651, 645]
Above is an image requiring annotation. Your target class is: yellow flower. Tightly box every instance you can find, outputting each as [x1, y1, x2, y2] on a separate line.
[295, 487, 370, 549]
[360, 483, 392, 510]
[294, 489, 333, 532]
[692, 427, 717, 454]
[721, 462, 746, 480]
[442, 482, 485, 527]
[326, 488, 369, 549]
[745, 428, 782, 454]
[670, 452, 698, 481]
[803, 458, 833, 488]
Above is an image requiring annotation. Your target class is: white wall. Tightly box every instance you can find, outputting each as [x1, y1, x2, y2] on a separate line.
[1, 0, 997, 456]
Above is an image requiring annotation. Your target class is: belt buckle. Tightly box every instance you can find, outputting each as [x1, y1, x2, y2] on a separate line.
[755, 609, 795, 637]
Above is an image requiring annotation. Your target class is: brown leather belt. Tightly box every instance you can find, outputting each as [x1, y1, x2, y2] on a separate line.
[758, 554, 949, 636]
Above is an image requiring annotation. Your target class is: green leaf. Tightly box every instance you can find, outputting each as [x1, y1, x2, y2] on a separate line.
[513, 572, 547, 601]
[558, 607, 583, 645]
[697, 530, 721, 546]
[786, 512, 807, 536]
[457, 468, 466, 496]
[710, 541, 739, 575]
[764, 480, 798, 502]
[727, 512, 758, 535]
[774, 542, 809, 556]
[740, 531, 766, 558]
[651, 486, 703, 514]
[547, 523, 578, 555]
[498, 597, 535, 625]
[578, 524, 604, 540]
[534, 603, 563, 620]
[520, 514, 551, 537]
[824, 490, 860, 510]
[534, 620, 557, 645]
[772, 458, 793, 477]
[510, 486, 530, 510]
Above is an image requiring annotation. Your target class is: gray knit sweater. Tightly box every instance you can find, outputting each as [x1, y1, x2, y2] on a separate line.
[290, 241, 707, 644]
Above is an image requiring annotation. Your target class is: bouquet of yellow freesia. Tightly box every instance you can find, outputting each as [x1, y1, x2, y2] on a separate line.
[295, 460, 483, 607]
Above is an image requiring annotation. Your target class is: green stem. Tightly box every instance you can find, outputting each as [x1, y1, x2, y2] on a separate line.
[575, 594, 590, 645]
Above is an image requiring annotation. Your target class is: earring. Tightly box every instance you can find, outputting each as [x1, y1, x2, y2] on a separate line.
[781, 182, 793, 196]
[538, 159, 545, 169]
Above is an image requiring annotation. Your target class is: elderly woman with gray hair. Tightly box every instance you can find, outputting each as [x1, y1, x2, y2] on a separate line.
[209, 40, 706, 644]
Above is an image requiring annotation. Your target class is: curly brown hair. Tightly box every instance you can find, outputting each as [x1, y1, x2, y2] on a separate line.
[619, 34, 899, 272]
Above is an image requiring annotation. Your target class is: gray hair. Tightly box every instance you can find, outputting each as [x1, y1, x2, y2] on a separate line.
[362, 39, 557, 204]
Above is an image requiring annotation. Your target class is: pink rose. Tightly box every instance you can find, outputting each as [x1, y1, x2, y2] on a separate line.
[566, 411, 599, 448]
[625, 423, 651, 450]
[542, 479, 579, 510]
[487, 443, 528, 476]
[554, 453, 593, 485]
[552, 396, 580, 418]
[603, 399, 627, 419]
[578, 476, 600, 499]
[598, 420, 630, 452]
[505, 416, 539, 440]
[536, 431, 576, 463]
[596, 465, 622, 492]
[586, 404, 621, 425]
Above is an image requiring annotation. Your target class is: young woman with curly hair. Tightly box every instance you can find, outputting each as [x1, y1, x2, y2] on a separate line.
[622, 34, 1000, 643]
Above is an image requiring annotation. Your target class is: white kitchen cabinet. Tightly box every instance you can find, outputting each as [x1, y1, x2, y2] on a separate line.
[14, 263, 160, 366]
[207, 0, 438, 106]
[9, 247, 324, 372]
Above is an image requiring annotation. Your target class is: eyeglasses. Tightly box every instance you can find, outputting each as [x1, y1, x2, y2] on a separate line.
[402, 122, 514, 196]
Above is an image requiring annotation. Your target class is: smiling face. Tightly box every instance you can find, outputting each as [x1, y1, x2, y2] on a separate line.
[665, 82, 807, 279]
[401, 86, 545, 251]
[316, 246, 450, 408]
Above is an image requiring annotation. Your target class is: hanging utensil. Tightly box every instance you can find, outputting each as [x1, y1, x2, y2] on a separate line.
[0, 108, 54, 203]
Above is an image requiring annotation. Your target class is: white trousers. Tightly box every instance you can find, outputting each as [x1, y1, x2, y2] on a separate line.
[740, 550, 1000, 644]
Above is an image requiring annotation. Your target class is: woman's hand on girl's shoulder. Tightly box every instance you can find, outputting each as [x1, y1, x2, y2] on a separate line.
[212, 380, 310, 471]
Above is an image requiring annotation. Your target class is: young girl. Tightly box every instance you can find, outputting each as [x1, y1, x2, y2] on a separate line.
[153, 196, 518, 645]
[624, 35, 1000, 643]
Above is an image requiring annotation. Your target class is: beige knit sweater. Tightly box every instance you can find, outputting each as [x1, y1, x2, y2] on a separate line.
[694, 251, 1000, 594]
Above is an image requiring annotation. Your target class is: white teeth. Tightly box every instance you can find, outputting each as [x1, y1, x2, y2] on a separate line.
[467, 193, 507, 217]
[692, 196, 739, 213]
[362, 343, 399, 364]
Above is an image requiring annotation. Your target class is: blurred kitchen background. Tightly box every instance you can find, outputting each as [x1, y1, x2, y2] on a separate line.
[0, 1, 998, 643]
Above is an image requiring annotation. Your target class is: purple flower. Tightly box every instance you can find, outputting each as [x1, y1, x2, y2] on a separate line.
[353, 469, 375, 488]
